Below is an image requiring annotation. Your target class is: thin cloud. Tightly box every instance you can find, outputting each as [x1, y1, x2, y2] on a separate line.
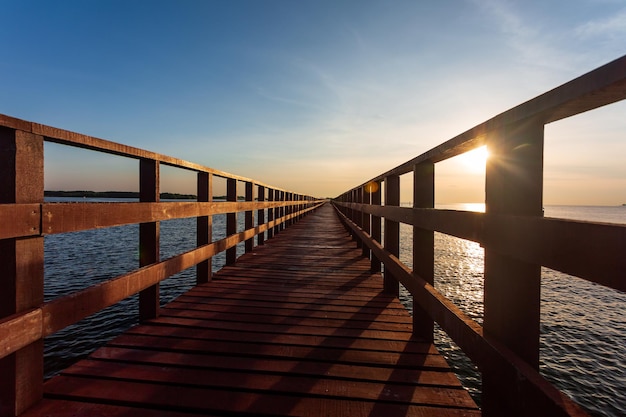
[468, 0, 574, 71]
[576, 8, 626, 38]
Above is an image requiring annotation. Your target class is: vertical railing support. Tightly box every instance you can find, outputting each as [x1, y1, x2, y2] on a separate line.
[196, 172, 212, 284]
[371, 181, 382, 273]
[274, 190, 281, 236]
[267, 188, 274, 239]
[412, 161, 435, 341]
[258, 186, 265, 245]
[139, 158, 160, 321]
[383, 175, 400, 296]
[286, 192, 292, 227]
[0, 128, 44, 417]
[226, 178, 237, 265]
[482, 118, 544, 416]
[355, 187, 363, 249]
[362, 185, 371, 259]
[245, 182, 254, 253]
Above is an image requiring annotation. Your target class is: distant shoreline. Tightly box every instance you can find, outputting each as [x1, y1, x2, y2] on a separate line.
[44, 191, 248, 200]
[45, 190, 196, 200]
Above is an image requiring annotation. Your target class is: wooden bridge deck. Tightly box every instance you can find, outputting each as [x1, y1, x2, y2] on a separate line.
[23, 203, 480, 417]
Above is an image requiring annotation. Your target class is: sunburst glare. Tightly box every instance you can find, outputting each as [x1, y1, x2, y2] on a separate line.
[458, 146, 489, 173]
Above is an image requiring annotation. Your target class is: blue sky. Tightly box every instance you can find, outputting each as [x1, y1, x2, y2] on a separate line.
[1, 0, 625, 204]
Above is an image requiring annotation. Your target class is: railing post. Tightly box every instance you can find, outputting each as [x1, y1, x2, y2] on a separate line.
[267, 188, 274, 239]
[226, 178, 237, 265]
[197, 172, 212, 284]
[286, 192, 292, 227]
[348, 190, 356, 242]
[245, 181, 254, 253]
[355, 187, 363, 249]
[362, 185, 371, 259]
[139, 158, 160, 321]
[274, 190, 281, 235]
[384, 175, 400, 296]
[257, 186, 265, 245]
[286, 191, 290, 228]
[274, 190, 285, 235]
[370, 181, 382, 273]
[483, 118, 544, 416]
[412, 161, 435, 342]
[0, 128, 44, 417]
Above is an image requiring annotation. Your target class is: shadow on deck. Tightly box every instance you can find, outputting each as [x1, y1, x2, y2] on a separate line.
[23, 204, 479, 417]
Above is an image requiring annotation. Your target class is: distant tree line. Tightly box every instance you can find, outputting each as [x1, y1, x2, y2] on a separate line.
[45, 190, 196, 200]
[44, 191, 251, 200]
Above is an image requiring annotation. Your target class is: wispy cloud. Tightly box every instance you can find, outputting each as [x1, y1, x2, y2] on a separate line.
[576, 8, 626, 38]
[467, 0, 575, 72]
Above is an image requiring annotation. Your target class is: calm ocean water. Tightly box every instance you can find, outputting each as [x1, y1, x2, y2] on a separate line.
[398, 204, 626, 417]
[43, 200, 625, 417]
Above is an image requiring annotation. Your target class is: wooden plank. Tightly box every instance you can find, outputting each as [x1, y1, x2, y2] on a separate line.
[42, 200, 318, 235]
[0, 204, 40, 239]
[0, 115, 32, 131]
[137, 315, 416, 343]
[41, 375, 479, 417]
[413, 161, 435, 341]
[0, 129, 45, 416]
[139, 159, 160, 321]
[58, 359, 477, 408]
[173, 294, 413, 316]
[164, 300, 413, 324]
[92, 346, 459, 386]
[384, 175, 400, 296]
[158, 308, 413, 333]
[0, 310, 42, 360]
[482, 118, 544, 416]
[22, 399, 214, 417]
[196, 172, 212, 284]
[120, 324, 434, 355]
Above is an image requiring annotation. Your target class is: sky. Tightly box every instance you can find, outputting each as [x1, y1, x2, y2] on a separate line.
[1, 0, 625, 205]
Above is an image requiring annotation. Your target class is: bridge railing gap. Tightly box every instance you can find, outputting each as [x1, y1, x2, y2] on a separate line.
[332, 55, 626, 417]
[0, 116, 324, 417]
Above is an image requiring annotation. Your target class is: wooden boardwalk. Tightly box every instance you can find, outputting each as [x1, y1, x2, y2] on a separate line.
[23, 204, 479, 417]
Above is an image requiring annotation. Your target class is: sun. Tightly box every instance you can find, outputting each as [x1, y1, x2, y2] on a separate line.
[458, 146, 489, 173]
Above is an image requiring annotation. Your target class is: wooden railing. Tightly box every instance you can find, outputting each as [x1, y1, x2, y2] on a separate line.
[333, 55, 626, 417]
[0, 118, 324, 416]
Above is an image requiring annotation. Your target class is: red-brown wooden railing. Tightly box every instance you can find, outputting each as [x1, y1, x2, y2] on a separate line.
[333, 55, 626, 417]
[0, 119, 324, 416]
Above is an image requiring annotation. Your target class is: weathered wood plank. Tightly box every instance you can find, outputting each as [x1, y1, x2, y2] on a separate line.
[42, 201, 320, 234]
[0, 204, 40, 239]
[42, 375, 479, 417]
[0, 310, 42, 360]
[92, 346, 459, 386]
[59, 360, 476, 408]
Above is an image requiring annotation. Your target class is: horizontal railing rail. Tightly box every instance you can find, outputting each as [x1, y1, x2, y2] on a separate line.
[333, 54, 626, 417]
[0, 116, 324, 416]
[337, 204, 625, 291]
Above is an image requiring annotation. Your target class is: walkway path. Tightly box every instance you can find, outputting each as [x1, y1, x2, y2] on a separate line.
[23, 203, 480, 417]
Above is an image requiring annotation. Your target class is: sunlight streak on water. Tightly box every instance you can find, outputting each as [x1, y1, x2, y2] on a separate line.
[396, 204, 626, 416]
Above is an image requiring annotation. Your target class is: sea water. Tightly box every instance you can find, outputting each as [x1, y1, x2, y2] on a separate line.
[42, 200, 625, 417]
[397, 204, 626, 417]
